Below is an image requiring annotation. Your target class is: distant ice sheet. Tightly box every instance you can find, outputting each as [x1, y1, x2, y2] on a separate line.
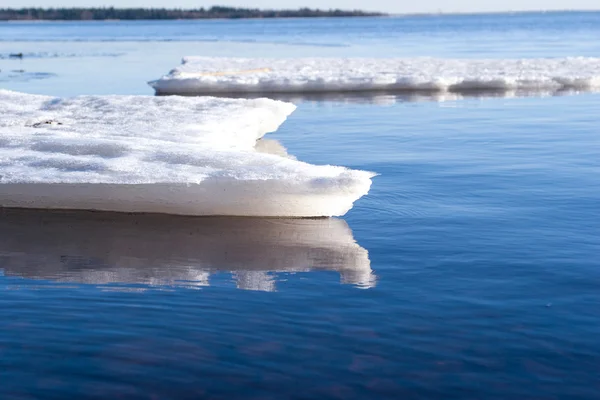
[0, 90, 373, 217]
[0, 51, 123, 59]
[0, 209, 376, 291]
[0, 71, 56, 83]
[149, 56, 600, 96]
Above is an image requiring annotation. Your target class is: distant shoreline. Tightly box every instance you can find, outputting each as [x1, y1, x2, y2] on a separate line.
[0, 7, 386, 21]
[0, 8, 597, 22]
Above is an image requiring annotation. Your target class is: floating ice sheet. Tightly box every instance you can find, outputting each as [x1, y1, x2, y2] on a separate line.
[150, 56, 600, 96]
[0, 90, 373, 217]
[0, 209, 376, 291]
[0, 71, 56, 83]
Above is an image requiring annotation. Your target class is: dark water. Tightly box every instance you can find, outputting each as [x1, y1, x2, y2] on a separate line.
[1, 13, 600, 399]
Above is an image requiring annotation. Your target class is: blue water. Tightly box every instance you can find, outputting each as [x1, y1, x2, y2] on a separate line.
[1, 12, 600, 399]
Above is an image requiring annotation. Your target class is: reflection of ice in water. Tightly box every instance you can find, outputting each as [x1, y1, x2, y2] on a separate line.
[234, 271, 276, 292]
[0, 209, 375, 291]
[184, 89, 589, 106]
[340, 269, 377, 290]
[56, 256, 211, 287]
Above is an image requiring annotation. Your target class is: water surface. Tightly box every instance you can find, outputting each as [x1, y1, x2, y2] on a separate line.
[1, 13, 599, 399]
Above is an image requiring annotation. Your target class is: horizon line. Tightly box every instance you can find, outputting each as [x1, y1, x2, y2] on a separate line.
[1, 7, 599, 19]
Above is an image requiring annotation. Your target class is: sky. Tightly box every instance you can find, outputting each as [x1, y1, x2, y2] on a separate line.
[2, 0, 600, 14]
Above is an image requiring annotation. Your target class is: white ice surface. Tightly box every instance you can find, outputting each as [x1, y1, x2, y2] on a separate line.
[150, 56, 600, 95]
[0, 90, 374, 217]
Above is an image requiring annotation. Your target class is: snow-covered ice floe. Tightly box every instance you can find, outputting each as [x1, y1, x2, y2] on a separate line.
[0, 209, 376, 291]
[0, 90, 374, 217]
[149, 56, 600, 96]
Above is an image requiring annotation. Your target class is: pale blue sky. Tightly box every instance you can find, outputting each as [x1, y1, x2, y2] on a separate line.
[2, 0, 599, 14]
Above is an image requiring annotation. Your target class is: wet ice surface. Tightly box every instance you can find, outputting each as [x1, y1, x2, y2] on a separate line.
[0, 90, 373, 217]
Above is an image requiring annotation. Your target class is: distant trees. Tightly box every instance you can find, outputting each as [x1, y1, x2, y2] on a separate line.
[0, 7, 385, 21]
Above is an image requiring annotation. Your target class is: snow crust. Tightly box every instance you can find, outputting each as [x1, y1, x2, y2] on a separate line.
[0, 90, 373, 217]
[0, 209, 376, 291]
[150, 56, 600, 95]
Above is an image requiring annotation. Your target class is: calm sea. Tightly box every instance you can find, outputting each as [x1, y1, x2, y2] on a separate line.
[1, 13, 599, 399]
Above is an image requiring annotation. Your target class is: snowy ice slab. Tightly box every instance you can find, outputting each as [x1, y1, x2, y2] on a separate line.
[150, 56, 600, 95]
[0, 90, 373, 217]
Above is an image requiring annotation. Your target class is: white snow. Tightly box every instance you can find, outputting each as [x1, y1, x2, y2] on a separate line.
[149, 56, 600, 95]
[0, 209, 376, 290]
[0, 90, 374, 217]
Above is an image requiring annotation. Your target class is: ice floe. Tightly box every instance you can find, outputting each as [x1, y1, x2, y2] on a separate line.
[150, 56, 600, 96]
[0, 71, 56, 83]
[0, 90, 374, 217]
[0, 209, 376, 291]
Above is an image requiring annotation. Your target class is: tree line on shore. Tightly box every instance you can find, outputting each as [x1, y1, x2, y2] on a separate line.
[0, 6, 385, 21]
